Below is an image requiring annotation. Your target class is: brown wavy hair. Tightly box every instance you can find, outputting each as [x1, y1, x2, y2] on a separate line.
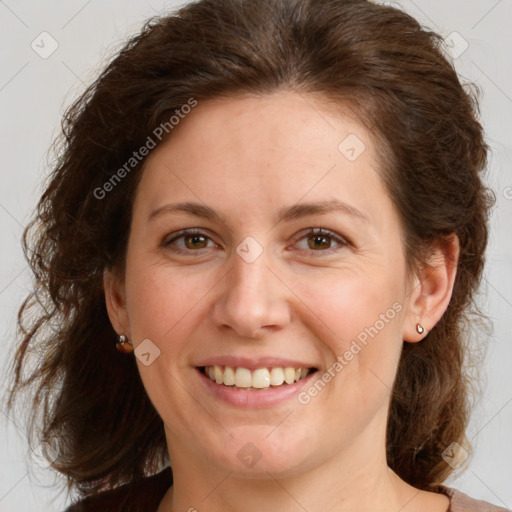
[5, 0, 495, 501]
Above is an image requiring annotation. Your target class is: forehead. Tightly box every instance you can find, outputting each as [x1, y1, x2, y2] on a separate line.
[134, 90, 394, 231]
[149, 91, 370, 163]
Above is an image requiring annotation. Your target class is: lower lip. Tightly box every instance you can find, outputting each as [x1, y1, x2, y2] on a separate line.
[196, 368, 317, 408]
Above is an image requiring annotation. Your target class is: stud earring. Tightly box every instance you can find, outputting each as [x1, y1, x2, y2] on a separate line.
[116, 334, 133, 353]
[416, 323, 425, 335]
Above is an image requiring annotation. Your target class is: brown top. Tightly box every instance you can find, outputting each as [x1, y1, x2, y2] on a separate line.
[65, 467, 510, 512]
[434, 485, 510, 512]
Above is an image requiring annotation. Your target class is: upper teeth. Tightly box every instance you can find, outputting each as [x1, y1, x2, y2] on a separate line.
[205, 365, 311, 389]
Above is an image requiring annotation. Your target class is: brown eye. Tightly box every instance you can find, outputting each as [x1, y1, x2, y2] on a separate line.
[183, 234, 208, 249]
[307, 233, 332, 250]
[294, 227, 348, 255]
[162, 230, 216, 254]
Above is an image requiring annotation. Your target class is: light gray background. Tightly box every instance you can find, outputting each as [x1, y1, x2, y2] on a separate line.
[1, 1, 511, 510]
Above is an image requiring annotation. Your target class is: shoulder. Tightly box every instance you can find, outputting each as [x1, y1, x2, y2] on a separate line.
[435, 484, 510, 512]
[64, 467, 172, 512]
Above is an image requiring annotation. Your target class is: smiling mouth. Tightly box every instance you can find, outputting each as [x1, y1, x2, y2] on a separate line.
[199, 365, 318, 391]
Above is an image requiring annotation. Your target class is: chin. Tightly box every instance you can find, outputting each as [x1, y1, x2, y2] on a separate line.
[204, 423, 317, 478]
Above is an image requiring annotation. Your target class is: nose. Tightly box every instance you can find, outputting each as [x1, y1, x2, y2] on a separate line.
[212, 246, 291, 339]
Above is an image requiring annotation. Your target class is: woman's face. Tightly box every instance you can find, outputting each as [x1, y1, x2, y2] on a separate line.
[107, 91, 436, 478]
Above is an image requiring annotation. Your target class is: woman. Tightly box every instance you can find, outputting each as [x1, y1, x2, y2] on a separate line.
[5, 0, 507, 510]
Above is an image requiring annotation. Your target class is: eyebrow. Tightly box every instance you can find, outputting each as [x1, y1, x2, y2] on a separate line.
[147, 199, 370, 225]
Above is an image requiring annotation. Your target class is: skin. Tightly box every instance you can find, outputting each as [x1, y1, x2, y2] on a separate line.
[104, 90, 458, 512]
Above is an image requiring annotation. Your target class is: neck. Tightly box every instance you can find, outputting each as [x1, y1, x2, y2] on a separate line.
[158, 431, 425, 512]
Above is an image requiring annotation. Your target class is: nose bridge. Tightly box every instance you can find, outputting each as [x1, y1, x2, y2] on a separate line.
[212, 242, 290, 338]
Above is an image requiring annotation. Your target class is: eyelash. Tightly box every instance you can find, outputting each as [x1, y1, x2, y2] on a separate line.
[161, 227, 349, 256]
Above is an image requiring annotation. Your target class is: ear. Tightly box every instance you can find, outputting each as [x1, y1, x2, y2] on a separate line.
[402, 234, 460, 343]
[103, 269, 131, 339]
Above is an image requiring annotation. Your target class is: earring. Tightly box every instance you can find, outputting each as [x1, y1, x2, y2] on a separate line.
[116, 334, 133, 353]
[416, 323, 425, 335]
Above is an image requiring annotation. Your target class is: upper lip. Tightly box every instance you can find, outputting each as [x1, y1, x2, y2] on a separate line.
[195, 356, 318, 371]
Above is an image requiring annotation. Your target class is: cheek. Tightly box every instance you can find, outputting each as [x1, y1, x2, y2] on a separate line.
[293, 267, 402, 344]
[124, 261, 214, 343]
[293, 269, 405, 394]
